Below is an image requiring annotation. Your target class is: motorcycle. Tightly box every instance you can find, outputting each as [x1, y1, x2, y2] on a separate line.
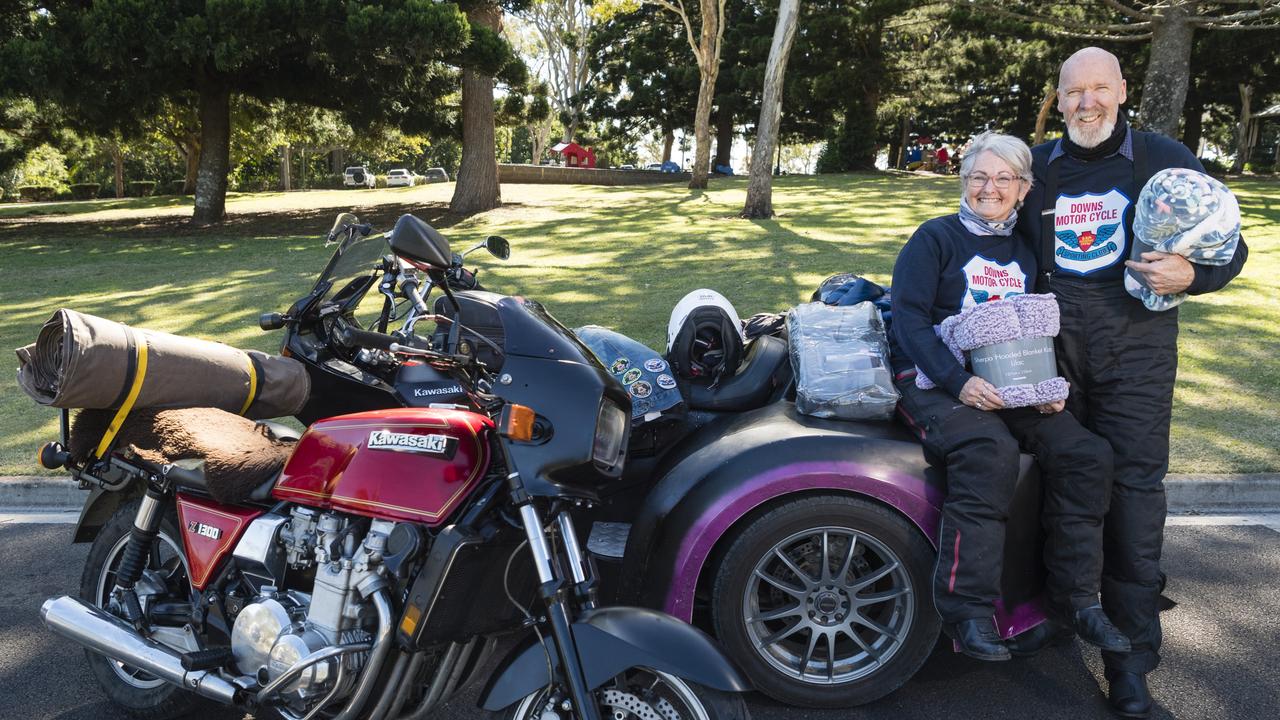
[50, 211, 1056, 712]
[36, 212, 752, 720]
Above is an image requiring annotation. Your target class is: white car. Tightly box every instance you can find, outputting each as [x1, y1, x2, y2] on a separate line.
[386, 169, 415, 187]
[343, 166, 375, 188]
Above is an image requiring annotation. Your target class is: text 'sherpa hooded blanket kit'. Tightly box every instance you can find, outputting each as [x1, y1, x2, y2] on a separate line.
[1125, 167, 1242, 311]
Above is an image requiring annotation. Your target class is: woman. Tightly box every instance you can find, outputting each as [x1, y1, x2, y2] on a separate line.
[889, 131, 1130, 661]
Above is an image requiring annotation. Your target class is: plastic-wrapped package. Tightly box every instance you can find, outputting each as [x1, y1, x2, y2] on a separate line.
[788, 301, 898, 420]
[1126, 167, 1241, 311]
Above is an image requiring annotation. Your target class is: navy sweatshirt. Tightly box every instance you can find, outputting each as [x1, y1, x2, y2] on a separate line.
[1018, 130, 1248, 293]
[890, 215, 1036, 398]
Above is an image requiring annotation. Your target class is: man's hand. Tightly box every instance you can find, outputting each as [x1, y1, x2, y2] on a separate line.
[1125, 251, 1195, 295]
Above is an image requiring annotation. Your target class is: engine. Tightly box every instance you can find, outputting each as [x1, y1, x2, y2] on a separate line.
[228, 507, 398, 708]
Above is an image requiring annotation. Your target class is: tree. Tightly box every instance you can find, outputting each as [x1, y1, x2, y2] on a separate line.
[966, 0, 1280, 138]
[516, 0, 599, 142]
[742, 0, 800, 218]
[3, 2, 474, 224]
[642, 0, 730, 188]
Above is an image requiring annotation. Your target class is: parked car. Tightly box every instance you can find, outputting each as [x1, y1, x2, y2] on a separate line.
[619, 164, 636, 170]
[645, 163, 664, 171]
[421, 167, 450, 183]
[343, 166, 376, 188]
[386, 168, 415, 187]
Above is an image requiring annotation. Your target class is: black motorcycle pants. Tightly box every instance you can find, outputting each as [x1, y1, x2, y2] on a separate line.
[1052, 276, 1179, 675]
[896, 377, 1113, 624]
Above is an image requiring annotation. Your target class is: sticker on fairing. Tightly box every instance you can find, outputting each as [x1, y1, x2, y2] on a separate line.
[610, 358, 630, 374]
[1052, 188, 1130, 275]
[622, 368, 642, 384]
[960, 255, 1028, 308]
[644, 358, 667, 372]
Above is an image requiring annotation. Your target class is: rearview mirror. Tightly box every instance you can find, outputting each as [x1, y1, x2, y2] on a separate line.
[388, 214, 451, 268]
[327, 212, 359, 244]
[485, 235, 510, 260]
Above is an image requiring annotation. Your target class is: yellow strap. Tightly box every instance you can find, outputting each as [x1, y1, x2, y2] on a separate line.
[238, 352, 258, 416]
[95, 330, 149, 459]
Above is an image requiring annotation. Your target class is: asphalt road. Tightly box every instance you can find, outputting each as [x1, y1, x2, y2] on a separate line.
[2, 520, 1277, 720]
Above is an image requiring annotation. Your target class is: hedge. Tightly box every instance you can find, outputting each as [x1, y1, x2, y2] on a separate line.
[129, 180, 157, 197]
[17, 186, 56, 202]
[70, 183, 101, 200]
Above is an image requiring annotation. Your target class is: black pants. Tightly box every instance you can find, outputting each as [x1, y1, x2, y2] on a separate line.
[896, 378, 1113, 624]
[1052, 276, 1179, 675]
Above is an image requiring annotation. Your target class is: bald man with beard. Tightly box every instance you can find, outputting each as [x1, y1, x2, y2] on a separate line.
[1015, 48, 1249, 718]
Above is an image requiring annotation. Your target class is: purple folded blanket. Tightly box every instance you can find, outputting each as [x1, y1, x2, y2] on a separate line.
[915, 293, 1069, 408]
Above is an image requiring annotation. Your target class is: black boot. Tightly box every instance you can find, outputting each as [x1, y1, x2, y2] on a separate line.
[1106, 669, 1153, 718]
[946, 618, 1011, 662]
[1073, 605, 1132, 652]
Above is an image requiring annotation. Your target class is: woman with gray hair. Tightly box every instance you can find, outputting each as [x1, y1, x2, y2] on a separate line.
[889, 131, 1129, 662]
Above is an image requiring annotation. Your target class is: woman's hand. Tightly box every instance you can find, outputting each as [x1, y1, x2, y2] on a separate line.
[959, 377, 1005, 411]
[1035, 399, 1066, 414]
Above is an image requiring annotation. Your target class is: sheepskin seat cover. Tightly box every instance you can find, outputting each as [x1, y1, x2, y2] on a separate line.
[69, 407, 295, 504]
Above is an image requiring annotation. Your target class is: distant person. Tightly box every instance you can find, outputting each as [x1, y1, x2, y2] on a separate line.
[890, 131, 1129, 663]
[1015, 47, 1249, 718]
[935, 144, 950, 171]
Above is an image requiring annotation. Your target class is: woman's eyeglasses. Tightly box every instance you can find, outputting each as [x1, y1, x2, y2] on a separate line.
[963, 173, 1025, 189]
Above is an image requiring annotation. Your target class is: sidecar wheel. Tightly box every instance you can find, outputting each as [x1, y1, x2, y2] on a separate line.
[79, 499, 208, 720]
[502, 667, 747, 719]
[711, 495, 939, 708]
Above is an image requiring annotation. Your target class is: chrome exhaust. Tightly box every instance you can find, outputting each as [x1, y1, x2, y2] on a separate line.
[40, 595, 239, 705]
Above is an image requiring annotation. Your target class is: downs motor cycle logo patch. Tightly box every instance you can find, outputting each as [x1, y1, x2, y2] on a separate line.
[961, 255, 1027, 308]
[367, 430, 457, 458]
[1052, 188, 1130, 275]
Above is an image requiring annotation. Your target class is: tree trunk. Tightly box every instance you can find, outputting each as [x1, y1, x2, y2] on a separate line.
[662, 129, 675, 163]
[742, 0, 800, 219]
[111, 146, 124, 199]
[896, 116, 911, 169]
[452, 3, 502, 214]
[1034, 81, 1056, 145]
[279, 144, 292, 191]
[714, 111, 734, 170]
[688, 0, 722, 190]
[1138, 4, 1194, 137]
[331, 148, 346, 174]
[1182, 79, 1203, 156]
[192, 85, 231, 226]
[1232, 83, 1254, 174]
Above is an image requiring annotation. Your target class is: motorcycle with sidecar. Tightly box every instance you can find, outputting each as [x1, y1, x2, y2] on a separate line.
[56, 212, 1055, 712]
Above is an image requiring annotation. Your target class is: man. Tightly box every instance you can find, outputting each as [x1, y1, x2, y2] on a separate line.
[1016, 47, 1249, 718]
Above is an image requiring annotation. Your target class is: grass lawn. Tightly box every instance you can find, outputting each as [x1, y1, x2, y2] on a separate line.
[0, 174, 1275, 475]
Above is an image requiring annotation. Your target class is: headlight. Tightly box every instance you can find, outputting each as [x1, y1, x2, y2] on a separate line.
[592, 399, 628, 474]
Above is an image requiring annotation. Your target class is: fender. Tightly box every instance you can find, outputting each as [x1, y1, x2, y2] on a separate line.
[478, 606, 750, 711]
[73, 485, 141, 544]
[616, 401, 945, 622]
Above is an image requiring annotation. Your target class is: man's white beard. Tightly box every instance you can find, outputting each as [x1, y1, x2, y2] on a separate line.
[1067, 115, 1115, 148]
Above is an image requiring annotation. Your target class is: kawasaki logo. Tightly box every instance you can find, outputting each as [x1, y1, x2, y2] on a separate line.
[367, 430, 455, 457]
[413, 384, 464, 398]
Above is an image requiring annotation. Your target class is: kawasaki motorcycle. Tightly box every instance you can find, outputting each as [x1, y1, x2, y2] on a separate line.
[37, 213, 751, 719]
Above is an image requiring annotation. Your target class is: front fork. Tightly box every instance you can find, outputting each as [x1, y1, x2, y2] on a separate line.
[114, 475, 173, 628]
[505, 465, 603, 720]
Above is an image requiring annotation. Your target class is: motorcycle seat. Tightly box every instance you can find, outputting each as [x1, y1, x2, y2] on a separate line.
[685, 335, 792, 412]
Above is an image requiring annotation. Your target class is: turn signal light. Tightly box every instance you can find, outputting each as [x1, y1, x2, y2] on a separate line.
[500, 404, 535, 442]
[39, 441, 70, 469]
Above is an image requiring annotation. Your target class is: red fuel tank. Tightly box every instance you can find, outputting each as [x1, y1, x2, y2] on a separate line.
[273, 408, 494, 525]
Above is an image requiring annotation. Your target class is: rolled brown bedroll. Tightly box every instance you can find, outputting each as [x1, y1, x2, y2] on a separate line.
[16, 308, 309, 419]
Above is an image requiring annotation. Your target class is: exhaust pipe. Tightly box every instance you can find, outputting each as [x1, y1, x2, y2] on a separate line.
[41, 595, 239, 706]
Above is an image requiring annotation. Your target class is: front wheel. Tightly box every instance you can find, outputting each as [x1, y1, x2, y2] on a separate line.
[503, 668, 747, 720]
[711, 495, 939, 708]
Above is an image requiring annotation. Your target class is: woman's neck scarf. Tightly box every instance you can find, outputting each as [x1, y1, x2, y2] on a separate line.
[1063, 112, 1128, 161]
[958, 196, 1017, 236]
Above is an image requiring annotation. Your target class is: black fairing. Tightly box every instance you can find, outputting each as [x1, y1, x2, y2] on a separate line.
[439, 291, 632, 498]
[478, 606, 750, 711]
[389, 214, 451, 268]
[394, 362, 468, 407]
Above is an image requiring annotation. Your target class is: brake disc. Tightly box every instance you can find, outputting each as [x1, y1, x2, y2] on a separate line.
[600, 689, 662, 720]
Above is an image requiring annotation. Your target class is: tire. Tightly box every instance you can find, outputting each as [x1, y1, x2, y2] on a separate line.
[503, 668, 747, 720]
[711, 495, 939, 708]
[78, 498, 208, 720]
